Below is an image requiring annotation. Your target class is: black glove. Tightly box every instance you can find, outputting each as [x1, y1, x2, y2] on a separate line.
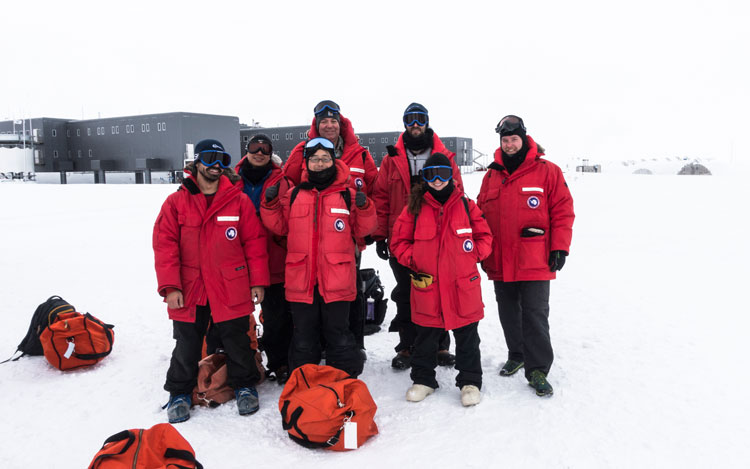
[376, 240, 389, 260]
[264, 182, 280, 202]
[363, 235, 376, 246]
[355, 189, 367, 208]
[548, 250, 567, 272]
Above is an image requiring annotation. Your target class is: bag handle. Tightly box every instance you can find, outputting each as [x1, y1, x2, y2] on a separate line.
[164, 448, 204, 469]
[281, 400, 353, 448]
[88, 430, 135, 468]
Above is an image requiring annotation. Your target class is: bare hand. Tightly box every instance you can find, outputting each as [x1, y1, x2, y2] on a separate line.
[166, 290, 184, 309]
[251, 286, 265, 305]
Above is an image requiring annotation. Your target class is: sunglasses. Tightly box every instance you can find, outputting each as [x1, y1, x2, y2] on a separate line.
[495, 115, 526, 135]
[247, 142, 272, 155]
[403, 112, 428, 127]
[197, 150, 231, 169]
[421, 165, 452, 182]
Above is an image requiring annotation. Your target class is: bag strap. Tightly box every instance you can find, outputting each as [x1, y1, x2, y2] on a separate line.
[281, 400, 353, 448]
[163, 448, 204, 469]
[88, 430, 135, 468]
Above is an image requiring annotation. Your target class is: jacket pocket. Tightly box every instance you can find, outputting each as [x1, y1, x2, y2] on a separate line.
[455, 273, 483, 318]
[410, 281, 440, 325]
[519, 237, 548, 270]
[221, 264, 252, 306]
[321, 251, 356, 296]
[284, 252, 308, 294]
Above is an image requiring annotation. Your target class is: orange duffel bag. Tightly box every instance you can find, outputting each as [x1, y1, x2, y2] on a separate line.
[279, 364, 378, 451]
[88, 423, 203, 469]
[39, 310, 114, 371]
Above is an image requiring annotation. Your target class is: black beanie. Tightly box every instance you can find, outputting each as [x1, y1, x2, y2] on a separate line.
[495, 115, 527, 140]
[424, 152, 451, 168]
[246, 133, 272, 153]
[403, 102, 429, 128]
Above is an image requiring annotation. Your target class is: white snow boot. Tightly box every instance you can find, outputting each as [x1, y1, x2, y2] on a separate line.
[406, 384, 435, 402]
[460, 385, 481, 407]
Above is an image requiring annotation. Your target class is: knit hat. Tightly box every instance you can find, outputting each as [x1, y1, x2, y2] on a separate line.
[424, 152, 451, 168]
[403, 102, 429, 128]
[314, 100, 341, 122]
[495, 115, 527, 139]
[246, 133, 272, 153]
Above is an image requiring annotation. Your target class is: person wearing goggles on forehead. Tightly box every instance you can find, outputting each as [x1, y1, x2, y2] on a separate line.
[389, 153, 493, 406]
[371, 102, 464, 371]
[476, 115, 575, 397]
[153, 138, 270, 422]
[261, 137, 377, 378]
[234, 134, 294, 384]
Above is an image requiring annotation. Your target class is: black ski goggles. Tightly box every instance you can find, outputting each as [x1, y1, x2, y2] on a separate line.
[197, 150, 231, 169]
[421, 165, 452, 182]
[495, 115, 526, 135]
[403, 112, 428, 127]
[247, 142, 272, 155]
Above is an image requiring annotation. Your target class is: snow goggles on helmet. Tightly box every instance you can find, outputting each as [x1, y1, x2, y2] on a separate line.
[421, 165, 452, 182]
[247, 142, 272, 155]
[314, 100, 340, 116]
[197, 150, 231, 169]
[495, 115, 526, 135]
[403, 111, 428, 127]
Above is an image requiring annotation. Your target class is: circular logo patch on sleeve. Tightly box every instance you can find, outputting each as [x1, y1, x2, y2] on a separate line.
[463, 239, 474, 252]
[334, 219, 346, 232]
[527, 196, 540, 209]
[225, 227, 237, 240]
[355, 177, 364, 189]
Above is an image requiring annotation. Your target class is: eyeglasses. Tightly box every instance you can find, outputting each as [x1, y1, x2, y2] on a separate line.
[197, 150, 231, 169]
[495, 115, 526, 135]
[421, 165, 452, 182]
[247, 142, 271, 155]
[308, 157, 333, 165]
[314, 101, 340, 116]
[403, 112, 428, 127]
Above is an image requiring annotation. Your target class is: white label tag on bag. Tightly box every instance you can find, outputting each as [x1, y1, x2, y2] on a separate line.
[64, 341, 75, 359]
[344, 421, 358, 449]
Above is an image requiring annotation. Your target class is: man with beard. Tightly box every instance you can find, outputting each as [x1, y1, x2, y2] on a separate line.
[371, 103, 464, 370]
[153, 139, 270, 422]
[476, 115, 575, 397]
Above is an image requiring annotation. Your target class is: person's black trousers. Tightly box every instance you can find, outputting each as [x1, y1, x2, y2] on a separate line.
[289, 287, 364, 378]
[493, 280, 553, 380]
[387, 256, 450, 353]
[410, 322, 482, 389]
[349, 253, 365, 349]
[258, 282, 292, 373]
[164, 304, 259, 395]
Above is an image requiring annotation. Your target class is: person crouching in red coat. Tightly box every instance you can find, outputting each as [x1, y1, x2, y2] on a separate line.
[390, 153, 493, 406]
[153, 139, 270, 423]
[261, 138, 377, 378]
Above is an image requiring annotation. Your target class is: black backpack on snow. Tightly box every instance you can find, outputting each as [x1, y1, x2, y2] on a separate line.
[2, 295, 75, 362]
[361, 268, 387, 336]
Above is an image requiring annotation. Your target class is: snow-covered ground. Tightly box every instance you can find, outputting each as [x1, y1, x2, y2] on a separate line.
[1, 167, 749, 468]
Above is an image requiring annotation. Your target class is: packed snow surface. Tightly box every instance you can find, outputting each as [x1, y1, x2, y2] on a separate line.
[1, 167, 748, 468]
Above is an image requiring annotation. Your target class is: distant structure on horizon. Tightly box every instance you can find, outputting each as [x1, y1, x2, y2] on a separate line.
[0, 113, 474, 183]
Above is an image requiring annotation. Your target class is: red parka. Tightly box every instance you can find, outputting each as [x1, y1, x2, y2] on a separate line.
[153, 173, 270, 323]
[283, 115, 378, 196]
[476, 135, 575, 282]
[389, 188, 493, 331]
[235, 157, 292, 285]
[371, 130, 464, 242]
[261, 160, 378, 304]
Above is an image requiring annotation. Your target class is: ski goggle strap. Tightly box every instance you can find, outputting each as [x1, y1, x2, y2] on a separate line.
[197, 150, 231, 169]
[247, 142, 272, 155]
[421, 165, 452, 182]
[495, 115, 526, 135]
[403, 111, 428, 127]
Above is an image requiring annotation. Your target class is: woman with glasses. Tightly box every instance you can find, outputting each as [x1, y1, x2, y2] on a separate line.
[261, 137, 377, 378]
[389, 153, 493, 406]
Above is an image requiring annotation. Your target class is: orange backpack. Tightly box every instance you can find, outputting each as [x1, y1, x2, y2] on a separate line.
[39, 311, 114, 371]
[88, 423, 203, 469]
[279, 364, 378, 451]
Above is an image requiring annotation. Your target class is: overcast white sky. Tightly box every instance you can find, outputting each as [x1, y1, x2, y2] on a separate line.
[2, 0, 748, 163]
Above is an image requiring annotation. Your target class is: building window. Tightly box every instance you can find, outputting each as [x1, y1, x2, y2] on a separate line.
[66, 130, 70, 137]
[157, 122, 162, 131]
[87, 128, 91, 136]
[162, 122, 166, 131]
[242, 136, 248, 142]
[273, 134, 278, 141]
[77, 150, 82, 158]
[116, 126, 119, 134]
[96, 128, 100, 136]
[88, 149, 93, 158]
[35, 150, 44, 165]
[76, 129, 81, 137]
[53, 150, 59, 158]
[394, 136, 398, 143]
[52, 129, 57, 137]
[142, 124, 146, 132]
[300, 132, 305, 139]
[369, 138, 375, 144]
[146, 123, 150, 132]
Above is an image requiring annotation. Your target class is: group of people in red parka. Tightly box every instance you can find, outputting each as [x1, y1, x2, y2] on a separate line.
[152, 100, 575, 423]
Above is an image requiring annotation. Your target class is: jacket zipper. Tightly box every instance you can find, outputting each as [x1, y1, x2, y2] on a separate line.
[309, 191, 320, 298]
[132, 429, 144, 469]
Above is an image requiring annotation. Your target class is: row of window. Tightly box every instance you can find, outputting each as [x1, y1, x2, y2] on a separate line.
[52, 122, 168, 138]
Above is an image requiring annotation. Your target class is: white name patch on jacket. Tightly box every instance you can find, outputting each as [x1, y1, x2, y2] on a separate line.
[330, 208, 350, 215]
[522, 187, 544, 193]
[456, 228, 473, 235]
[217, 216, 240, 222]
